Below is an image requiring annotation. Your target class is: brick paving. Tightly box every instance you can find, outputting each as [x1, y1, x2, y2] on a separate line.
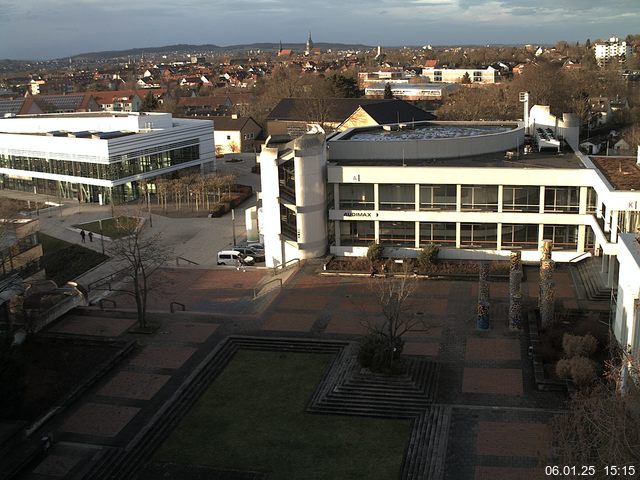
[475, 421, 551, 457]
[462, 367, 524, 396]
[97, 371, 171, 400]
[20, 262, 590, 480]
[60, 403, 141, 437]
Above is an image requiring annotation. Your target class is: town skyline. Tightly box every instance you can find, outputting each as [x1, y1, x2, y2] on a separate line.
[1, 0, 638, 60]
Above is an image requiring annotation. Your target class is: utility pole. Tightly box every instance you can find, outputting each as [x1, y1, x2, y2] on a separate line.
[232, 208, 236, 246]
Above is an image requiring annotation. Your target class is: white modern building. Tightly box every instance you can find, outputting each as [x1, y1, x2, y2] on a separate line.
[594, 36, 633, 67]
[364, 83, 456, 101]
[0, 112, 215, 203]
[257, 106, 640, 353]
[421, 66, 499, 84]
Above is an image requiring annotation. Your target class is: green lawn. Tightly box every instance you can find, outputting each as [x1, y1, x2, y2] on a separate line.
[39, 233, 109, 285]
[73, 216, 138, 239]
[155, 350, 412, 480]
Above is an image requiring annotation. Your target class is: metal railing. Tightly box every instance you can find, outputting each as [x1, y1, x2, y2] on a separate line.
[87, 267, 128, 291]
[170, 301, 185, 313]
[254, 278, 282, 299]
[272, 258, 300, 275]
[176, 256, 200, 266]
[98, 298, 116, 310]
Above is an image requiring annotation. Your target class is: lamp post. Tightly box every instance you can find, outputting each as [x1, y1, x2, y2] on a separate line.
[231, 208, 236, 246]
[99, 219, 105, 256]
[147, 187, 153, 228]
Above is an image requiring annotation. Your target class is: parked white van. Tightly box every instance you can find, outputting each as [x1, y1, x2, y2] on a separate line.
[217, 250, 255, 266]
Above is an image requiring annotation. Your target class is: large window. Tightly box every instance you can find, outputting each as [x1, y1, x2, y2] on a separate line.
[543, 225, 578, 250]
[280, 204, 297, 241]
[338, 184, 375, 210]
[460, 223, 498, 249]
[278, 159, 295, 203]
[501, 224, 539, 249]
[502, 186, 540, 212]
[420, 184, 456, 211]
[339, 221, 375, 246]
[544, 186, 579, 213]
[379, 221, 415, 246]
[461, 185, 498, 212]
[379, 184, 415, 210]
[420, 222, 456, 247]
[586, 187, 598, 214]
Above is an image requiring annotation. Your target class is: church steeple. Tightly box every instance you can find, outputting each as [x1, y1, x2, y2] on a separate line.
[279, 40, 283, 54]
[305, 31, 313, 56]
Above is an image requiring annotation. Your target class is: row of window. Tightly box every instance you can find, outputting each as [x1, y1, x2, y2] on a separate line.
[338, 221, 583, 250]
[337, 184, 597, 213]
[0, 144, 200, 181]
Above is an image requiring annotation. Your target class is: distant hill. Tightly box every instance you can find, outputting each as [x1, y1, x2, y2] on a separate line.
[69, 42, 374, 60]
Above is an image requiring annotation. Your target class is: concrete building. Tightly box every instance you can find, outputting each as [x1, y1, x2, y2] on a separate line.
[257, 105, 640, 354]
[364, 83, 456, 101]
[213, 115, 262, 155]
[0, 112, 215, 203]
[595, 36, 633, 67]
[421, 66, 498, 84]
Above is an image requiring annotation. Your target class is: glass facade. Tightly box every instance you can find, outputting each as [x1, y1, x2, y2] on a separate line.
[0, 142, 200, 182]
[460, 223, 498, 248]
[280, 204, 297, 241]
[379, 221, 415, 246]
[502, 186, 540, 212]
[278, 159, 296, 203]
[501, 224, 539, 249]
[543, 225, 578, 250]
[586, 187, 598, 214]
[419, 222, 456, 246]
[339, 221, 375, 246]
[338, 184, 375, 210]
[461, 185, 498, 211]
[379, 184, 415, 210]
[544, 186, 579, 213]
[419, 185, 456, 210]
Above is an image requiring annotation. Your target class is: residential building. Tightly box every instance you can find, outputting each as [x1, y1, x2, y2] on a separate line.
[0, 112, 215, 203]
[364, 83, 456, 101]
[421, 66, 499, 84]
[91, 90, 143, 112]
[265, 98, 434, 137]
[595, 36, 633, 67]
[0, 218, 43, 281]
[0, 94, 101, 117]
[213, 115, 262, 154]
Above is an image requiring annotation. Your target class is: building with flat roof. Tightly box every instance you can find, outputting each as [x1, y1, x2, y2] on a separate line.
[257, 106, 640, 354]
[0, 112, 215, 203]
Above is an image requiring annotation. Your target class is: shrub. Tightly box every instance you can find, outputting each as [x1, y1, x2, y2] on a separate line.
[366, 243, 384, 264]
[418, 244, 439, 270]
[358, 333, 404, 374]
[556, 358, 572, 379]
[555, 356, 597, 387]
[562, 333, 598, 358]
[568, 356, 598, 386]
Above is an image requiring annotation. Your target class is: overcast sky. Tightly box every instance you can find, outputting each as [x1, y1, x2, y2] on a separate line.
[0, 0, 638, 60]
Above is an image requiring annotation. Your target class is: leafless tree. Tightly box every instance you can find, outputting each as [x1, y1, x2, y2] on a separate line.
[107, 217, 173, 329]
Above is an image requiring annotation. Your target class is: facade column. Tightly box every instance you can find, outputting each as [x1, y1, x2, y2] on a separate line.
[611, 210, 619, 243]
[539, 186, 545, 214]
[607, 254, 616, 288]
[579, 186, 588, 214]
[415, 221, 420, 249]
[496, 223, 503, 250]
[333, 184, 339, 210]
[497, 185, 503, 213]
[577, 224, 586, 253]
[456, 184, 462, 212]
[335, 221, 340, 247]
[374, 183, 379, 211]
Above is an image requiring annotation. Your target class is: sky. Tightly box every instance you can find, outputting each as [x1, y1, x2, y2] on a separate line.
[0, 0, 638, 60]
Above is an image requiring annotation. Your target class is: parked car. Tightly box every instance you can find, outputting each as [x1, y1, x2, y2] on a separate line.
[231, 245, 265, 263]
[217, 250, 255, 266]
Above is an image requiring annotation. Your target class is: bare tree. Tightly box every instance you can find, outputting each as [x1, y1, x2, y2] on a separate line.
[107, 217, 173, 329]
[360, 265, 428, 372]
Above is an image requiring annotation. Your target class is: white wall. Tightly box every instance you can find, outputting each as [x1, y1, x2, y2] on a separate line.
[614, 234, 640, 354]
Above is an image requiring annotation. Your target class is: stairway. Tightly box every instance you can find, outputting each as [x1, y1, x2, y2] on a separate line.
[573, 257, 612, 301]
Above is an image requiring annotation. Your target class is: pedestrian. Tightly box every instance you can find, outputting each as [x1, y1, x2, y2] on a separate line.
[88, 231, 93, 242]
[80, 230, 86, 243]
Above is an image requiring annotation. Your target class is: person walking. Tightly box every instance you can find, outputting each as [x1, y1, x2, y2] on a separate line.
[88, 231, 94, 242]
[80, 230, 86, 243]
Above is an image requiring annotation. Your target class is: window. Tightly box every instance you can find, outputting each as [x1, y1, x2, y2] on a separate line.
[339, 221, 375, 246]
[420, 222, 456, 246]
[226, 135, 231, 140]
[461, 185, 498, 211]
[338, 184, 375, 210]
[502, 186, 540, 212]
[420, 184, 456, 210]
[586, 187, 598, 214]
[278, 159, 296, 203]
[543, 225, 578, 250]
[544, 186, 579, 213]
[501, 224, 539, 249]
[280, 204, 297, 241]
[379, 184, 415, 210]
[379, 221, 415, 246]
[460, 224, 498, 249]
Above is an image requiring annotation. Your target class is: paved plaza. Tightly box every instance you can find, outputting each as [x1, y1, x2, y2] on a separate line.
[3, 183, 611, 480]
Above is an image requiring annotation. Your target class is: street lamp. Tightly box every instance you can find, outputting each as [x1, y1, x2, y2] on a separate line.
[147, 187, 153, 228]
